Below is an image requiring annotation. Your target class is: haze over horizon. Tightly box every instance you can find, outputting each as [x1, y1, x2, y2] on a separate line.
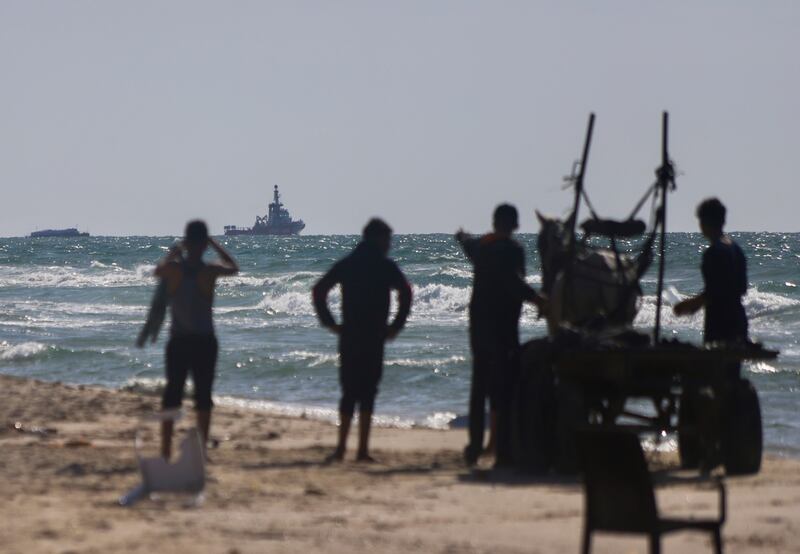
[2, 2, 798, 237]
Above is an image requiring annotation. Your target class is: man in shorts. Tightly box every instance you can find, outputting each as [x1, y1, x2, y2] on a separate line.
[457, 204, 546, 467]
[313, 218, 412, 462]
[674, 198, 749, 468]
[154, 220, 239, 459]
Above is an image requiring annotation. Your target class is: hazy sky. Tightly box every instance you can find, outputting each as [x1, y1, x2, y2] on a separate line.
[1, 1, 798, 236]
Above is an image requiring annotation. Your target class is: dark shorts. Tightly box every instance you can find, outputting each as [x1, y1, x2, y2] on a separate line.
[338, 334, 384, 416]
[470, 329, 519, 409]
[163, 335, 218, 411]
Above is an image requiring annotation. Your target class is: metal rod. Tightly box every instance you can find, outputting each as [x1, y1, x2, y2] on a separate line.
[654, 111, 670, 343]
[568, 113, 596, 246]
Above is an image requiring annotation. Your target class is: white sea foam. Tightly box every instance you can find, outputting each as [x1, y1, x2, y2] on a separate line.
[280, 350, 340, 367]
[412, 283, 470, 316]
[0, 264, 156, 288]
[744, 287, 800, 319]
[0, 341, 49, 361]
[213, 395, 455, 429]
[633, 286, 800, 331]
[2, 300, 144, 317]
[384, 355, 466, 368]
[216, 282, 473, 321]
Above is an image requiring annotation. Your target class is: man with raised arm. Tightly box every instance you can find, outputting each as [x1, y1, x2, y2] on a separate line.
[674, 198, 748, 344]
[313, 218, 413, 462]
[154, 220, 239, 459]
[457, 204, 546, 467]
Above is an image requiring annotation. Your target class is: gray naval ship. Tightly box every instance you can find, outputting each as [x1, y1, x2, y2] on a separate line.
[224, 185, 306, 236]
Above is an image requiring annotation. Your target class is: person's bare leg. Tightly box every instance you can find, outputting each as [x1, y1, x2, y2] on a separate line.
[161, 419, 174, 460]
[197, 410, 211, 452]
[329, 411, 351, 462]
[483, 410, 497, 456]
[356, 410, 374, 462]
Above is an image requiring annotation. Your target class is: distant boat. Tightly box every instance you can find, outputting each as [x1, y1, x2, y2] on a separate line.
[30, 228, 90, 238]
[224, 185, 306, 236]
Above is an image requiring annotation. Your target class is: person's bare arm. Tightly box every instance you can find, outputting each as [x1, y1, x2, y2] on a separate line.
[455, 229, 479, 262]
[312, 266, 342, 335]
[154, 243, 182, 278]
[387, 277, 413, 340]
[208, 238, 239, 277]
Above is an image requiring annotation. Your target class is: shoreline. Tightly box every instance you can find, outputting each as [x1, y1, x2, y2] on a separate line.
[3, 373, 800, 553]
[14, 371, 800, 459]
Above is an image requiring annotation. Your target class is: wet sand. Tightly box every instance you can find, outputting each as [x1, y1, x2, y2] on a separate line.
[1, 373, 799, 554]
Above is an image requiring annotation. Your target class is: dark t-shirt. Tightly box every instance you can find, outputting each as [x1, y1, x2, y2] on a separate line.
[702, 237, 748, 343]
[462, 234, 538, 340]
[313, 241, 411, 341]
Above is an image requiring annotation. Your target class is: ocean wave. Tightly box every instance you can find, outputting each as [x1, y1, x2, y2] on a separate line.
[745, 288, 800, 319]
[213, 395, 456, 430]
[2, 300, 144, 318]
[216, 283, 472, 320]
[746, 361, 780, 374]
[120, 376, 168, 395]
[0, 341, 49, 361]
[385, 355, 466, 368]
[0, 264, 156, 288]
[280, 350, 339, 367]
[633, 286, 800, 330]
[413, 283, 470, 316]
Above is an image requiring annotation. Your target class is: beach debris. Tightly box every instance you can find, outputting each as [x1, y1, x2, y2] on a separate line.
[62, 438, 93, 448]
[56, 463, 88, 477]
[120, 428, 205, 507]
[304, 484, 326, 496]
[8, 421, 58, 437]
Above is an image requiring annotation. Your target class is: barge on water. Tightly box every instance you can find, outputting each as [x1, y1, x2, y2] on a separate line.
[30, 228, 90, 238]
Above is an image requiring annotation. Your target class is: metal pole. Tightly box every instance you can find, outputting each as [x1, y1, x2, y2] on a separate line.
[568, 113, 595, 247]
[654, 111, 670, 343]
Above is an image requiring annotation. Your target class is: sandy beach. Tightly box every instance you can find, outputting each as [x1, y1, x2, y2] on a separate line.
[1, 373, 799, 554]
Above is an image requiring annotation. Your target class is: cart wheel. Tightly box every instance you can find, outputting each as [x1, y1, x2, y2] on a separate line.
[678, 391, 700, 469]
[723, 379, 763, 475]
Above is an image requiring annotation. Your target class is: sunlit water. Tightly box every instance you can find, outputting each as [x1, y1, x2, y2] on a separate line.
[1, 233, 798, 455]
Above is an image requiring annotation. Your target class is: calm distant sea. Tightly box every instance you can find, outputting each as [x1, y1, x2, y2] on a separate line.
[1, 234, 798, 456]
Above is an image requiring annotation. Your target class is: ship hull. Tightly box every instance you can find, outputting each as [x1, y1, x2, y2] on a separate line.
[30, 228, 90, 238]
[224, 222, 306, 236]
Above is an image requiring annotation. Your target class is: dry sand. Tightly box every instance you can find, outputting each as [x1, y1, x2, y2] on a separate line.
[1, 373, 799, 554]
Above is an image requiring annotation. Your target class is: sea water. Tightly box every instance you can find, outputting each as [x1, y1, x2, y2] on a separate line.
[0, 234, 798, 455]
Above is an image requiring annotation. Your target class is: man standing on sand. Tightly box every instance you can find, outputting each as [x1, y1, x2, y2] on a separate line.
[673, 198, 748, 344]
[155, 220, 239, 459]
[313, 218, 412, 462]
[456, 204, 546, 467]
[673, 198, 749, 469]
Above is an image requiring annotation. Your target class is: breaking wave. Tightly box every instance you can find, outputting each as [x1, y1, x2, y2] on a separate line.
[0, 341, 49, 361]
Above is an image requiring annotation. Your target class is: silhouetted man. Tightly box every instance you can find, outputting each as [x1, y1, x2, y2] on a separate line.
[313, 218, 412, 462]
[673, 198, 749, 469]
[674, 198, 748, 343]
[154, 220, 239, 459]
[457, 204, 546, 467]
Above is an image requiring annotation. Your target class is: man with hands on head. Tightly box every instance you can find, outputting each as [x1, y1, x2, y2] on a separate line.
[154, 220, 239, 459]
[313, 218, 412, 463]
